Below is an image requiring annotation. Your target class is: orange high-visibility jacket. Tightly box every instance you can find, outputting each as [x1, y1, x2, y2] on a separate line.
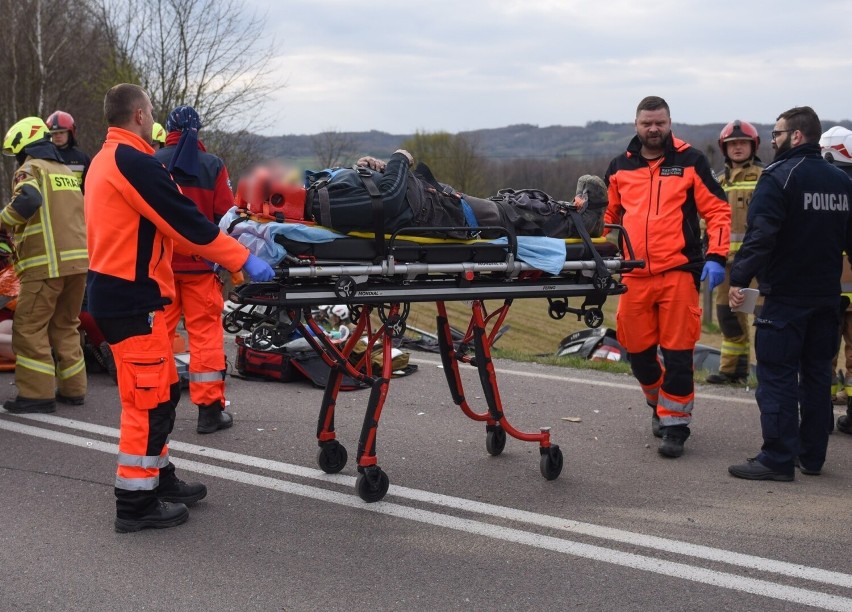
[84, 127, 249, 318]
[605, 134, 730, 277]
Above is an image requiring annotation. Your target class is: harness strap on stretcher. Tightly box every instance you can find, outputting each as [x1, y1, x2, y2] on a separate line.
[318, 187, 332, 228]
[356, 168, 385, 257]
[567, 206, 610, 282]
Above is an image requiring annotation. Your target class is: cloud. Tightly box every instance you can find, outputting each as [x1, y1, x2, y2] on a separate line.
[241, 0, 852, 135]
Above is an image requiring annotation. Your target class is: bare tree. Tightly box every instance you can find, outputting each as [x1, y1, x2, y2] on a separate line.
[0, 0, 115, 194]
[93, 0, 283, 131]
[400, 131, 486, 195]
[311, 130, 356, 169]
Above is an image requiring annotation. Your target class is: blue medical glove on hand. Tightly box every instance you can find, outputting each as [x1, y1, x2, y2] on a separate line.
[700, 260, 726, 291]
[243, 253, 275, 282]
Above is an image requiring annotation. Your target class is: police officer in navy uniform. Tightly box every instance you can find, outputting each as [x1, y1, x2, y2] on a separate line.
[727, 106, 852, 481]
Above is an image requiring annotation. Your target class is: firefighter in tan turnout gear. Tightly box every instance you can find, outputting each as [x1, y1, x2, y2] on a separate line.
[0, 117, 89, 413]
[706, 120, 765, 384]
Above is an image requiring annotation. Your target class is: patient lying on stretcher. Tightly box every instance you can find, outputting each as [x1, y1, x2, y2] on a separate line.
[234, 149, 608, 240]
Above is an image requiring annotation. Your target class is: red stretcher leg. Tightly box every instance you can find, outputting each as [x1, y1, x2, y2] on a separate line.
[292, 307, 374, 476]
[435, 301, 489, 423]
[469, 300, 564, 480]
[352, 304, 400, 502]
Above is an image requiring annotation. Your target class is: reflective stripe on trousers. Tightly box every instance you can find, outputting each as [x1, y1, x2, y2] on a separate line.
[111, 313, 179, 491]
[163, 272, 226, 406]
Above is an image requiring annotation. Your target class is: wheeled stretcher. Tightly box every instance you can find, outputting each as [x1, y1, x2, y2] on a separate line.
[228, 208, 643, 502]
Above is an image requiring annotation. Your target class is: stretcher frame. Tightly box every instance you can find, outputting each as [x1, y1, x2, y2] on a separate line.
[229, 217, 643, 502]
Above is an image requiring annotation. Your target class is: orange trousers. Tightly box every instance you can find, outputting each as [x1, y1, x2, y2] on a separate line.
[615, 271, 702, 427]
[111, 312, 177, 491]
[163, 272, 226, 408]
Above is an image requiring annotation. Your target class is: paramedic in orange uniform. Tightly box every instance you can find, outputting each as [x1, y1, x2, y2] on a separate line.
[605, 96, 730, 458]
[155, 106, 235, 434]
[85, 84, 274, 532]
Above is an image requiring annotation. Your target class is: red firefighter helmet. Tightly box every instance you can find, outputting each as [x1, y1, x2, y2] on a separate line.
[718, 120, 760, 157]
[45, 110, 77, 145]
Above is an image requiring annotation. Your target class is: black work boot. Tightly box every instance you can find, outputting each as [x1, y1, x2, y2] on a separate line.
[650, 404, 662, 439]
[197, 401, 233, 434]
[98, 342, 117, 383]
[56, 392, 85, 405]
[3, 396, 56, 414]
[114, 501, 189, 533]
[838, 402, 852, 435]
[658, 425, 690, 458]
[706, 372, 747, 385]
[155, 462, 207, 505]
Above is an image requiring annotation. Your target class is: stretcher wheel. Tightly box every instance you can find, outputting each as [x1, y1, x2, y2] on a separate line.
[548, 300, 567, 320]
[250, 324, 278, 349]
[335, 276, 357, 299]
[317, 440, 348, 474]
[539, 445, 563, 480]
[583, 308, 604, 328]
[356, 466, 390, 503]
[593, 276, 609, 290]
[223, 311, 242, 334]
[485, 425, 506, 456]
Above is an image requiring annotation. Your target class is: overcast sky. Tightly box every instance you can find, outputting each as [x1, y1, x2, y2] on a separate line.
[244, 0, 852, 136]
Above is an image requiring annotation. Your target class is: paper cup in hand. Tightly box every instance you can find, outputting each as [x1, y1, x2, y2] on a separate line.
[732, 288, 759, 314]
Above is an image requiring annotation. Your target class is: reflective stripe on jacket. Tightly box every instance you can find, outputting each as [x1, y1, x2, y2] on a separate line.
[718, 159, 764, 256]
[604, 133, 730, 277]
[0, 157, 88, 281]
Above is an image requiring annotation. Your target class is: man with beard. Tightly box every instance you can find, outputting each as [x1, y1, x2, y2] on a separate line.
[605, 96, 730, 458]
[728, 106, 852, 481]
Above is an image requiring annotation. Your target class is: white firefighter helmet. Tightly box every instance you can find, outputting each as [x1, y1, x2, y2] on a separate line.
[820, 126, 852, 165]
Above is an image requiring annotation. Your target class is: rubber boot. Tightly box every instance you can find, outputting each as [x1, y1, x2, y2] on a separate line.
[197, 400, 233, 434]
[658, 425, 690, 458]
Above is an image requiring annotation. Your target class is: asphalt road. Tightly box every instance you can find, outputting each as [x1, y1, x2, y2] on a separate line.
[1, 345, 851, 611]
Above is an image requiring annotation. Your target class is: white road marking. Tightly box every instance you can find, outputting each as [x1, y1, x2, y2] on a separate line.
[411, 356, 758, 405]
[3, 414, 851, 609]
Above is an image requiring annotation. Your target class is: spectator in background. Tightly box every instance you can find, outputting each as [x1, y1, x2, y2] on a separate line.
[604, 95, 730, 458]
[155, 106, 236, 435]
[706, 120, 765, 385]
[45, 110, 91, 191]
[728, 106, 852, 480]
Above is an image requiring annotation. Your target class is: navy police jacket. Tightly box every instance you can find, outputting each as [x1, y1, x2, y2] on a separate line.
[730, 143, 852, 301]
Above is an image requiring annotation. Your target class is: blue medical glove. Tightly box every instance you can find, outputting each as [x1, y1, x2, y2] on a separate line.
[700, 260, 726, 291]
[243, 253, 275, 282]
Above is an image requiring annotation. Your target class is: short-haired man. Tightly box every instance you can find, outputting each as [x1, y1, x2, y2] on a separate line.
[85, 83, 274, 532]
[728, 106, 852, 481]
[605, 96, 730, 458]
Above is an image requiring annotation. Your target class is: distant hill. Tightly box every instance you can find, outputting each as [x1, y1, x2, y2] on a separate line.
[252, 120, 852, 166]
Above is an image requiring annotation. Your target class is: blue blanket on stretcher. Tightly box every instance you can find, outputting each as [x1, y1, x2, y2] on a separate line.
[219, 207, 568, 275]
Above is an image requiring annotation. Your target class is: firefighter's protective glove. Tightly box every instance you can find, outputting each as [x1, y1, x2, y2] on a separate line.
[700, 260, 725, 291]
[243, 253, 275, 282]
